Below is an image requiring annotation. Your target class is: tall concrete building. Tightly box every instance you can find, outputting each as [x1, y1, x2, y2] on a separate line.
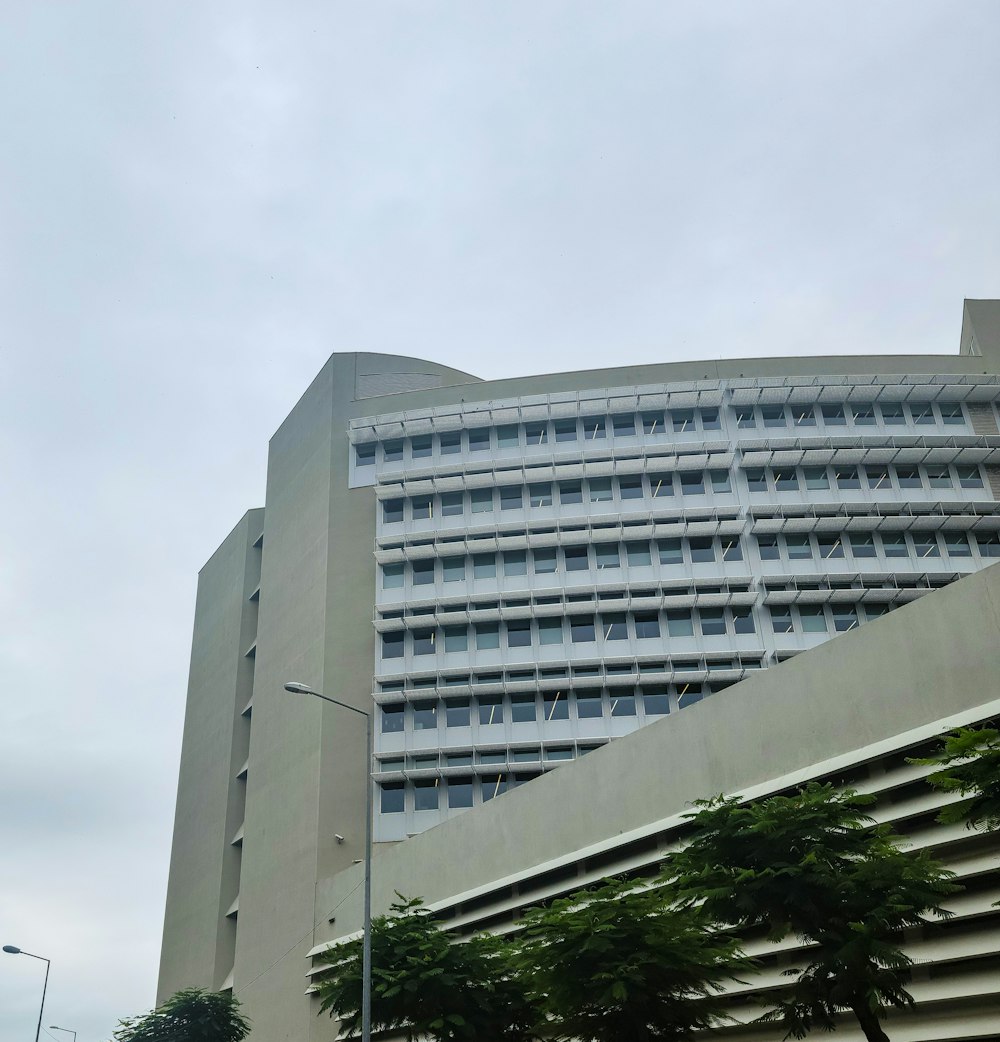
[160, 300, 1000, 1041]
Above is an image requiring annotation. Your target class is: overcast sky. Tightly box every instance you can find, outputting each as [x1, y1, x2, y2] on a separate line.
[1, 2, 998, 1038]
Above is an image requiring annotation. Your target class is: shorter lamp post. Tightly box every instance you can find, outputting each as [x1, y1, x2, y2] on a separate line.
[3, 945, 51, 1042]
[50, 1027, 77, 1042]
[283, 681, 373, 1042]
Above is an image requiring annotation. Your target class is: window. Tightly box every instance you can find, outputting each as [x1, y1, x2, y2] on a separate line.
[735, 407, 756, 429]
[471, 489, 493, 513]
[496, 424, 519, 449]
[850, 534, 876, 559]
[634, 612, 661, 639]
[413, 629, 436, 656]
[538, 618, 563, 645]
[529, 483, 553, 508]
[381, 704, 404, 733]
[511, 694, 536, 722]
[613, 413, 637, 436]
[482, 775, 509, 801]
[571, 616, 596, 643]
[383, 440, 404, 462]
[817, 536, 845, 560]
[649, 473, 674, 497]
[643, 691, 670, 716]
[701, 408, 721, 430]
[448, 779, 473, 808]
[446, 699, 470, 726]
[413, 701, 437, 730]
[475, 623, 500, 650]
[576, 691, 603, 718]
[602, 613, 628, 640]
[642, 412, 663, 435]
[977, 533, 1000, 558]
[927, 467, 952, 489]
[443, 557, 465, 583]
[721, 537, 743, 562]
[512, 748, 540, 762]
[619, 476, 643, 500]
[525, 421, 548, 445]
[626, 541, 652, 566]
[658, 539, 683, 565]
[800, 607, 827, 632]
[383, 499, 404, 524]
[610, 692, 636, 716]
[554, 419, 577, 443]
[881, 532, 908, 558]
[479, 697, 504, 725]
[499, 486, 523, 510]
[533, 548, 557, 574]
[412, 560, 435, 586]
[595, 544, 620, 569]
[468, 427, 491, 451]
[910, 403, 934, 425]
[769, 607, 793, 633]
[382, 563, 404, 589]
[821, 404, 846, 426]
[896, 467, 922, 489]
[544, 692, 569, 720]
[733, 608, 755, 634]
[382, 632, 404, 659]
[411, 436, 432, 459]
[700, 608, 726, 636]
[565, 546, 589, 571]
[756, 536, 779, 562]
[866, 467, 891, 491]
[589, 478, 613, 503]
[852, 403, 876, 426]
[666, 610, 694, 636]
[355, 443, 376, 466]
[835, 466, 860, 490]
[785, 535, 811, 560]
[559, 481, 583, 505]
[380, 783, 404, 813]
[746, 469, 768, 492]
[911, 534, 940, 558]
[440, 492, 463, 517]
[507, 620, 532, 648]
[411, 497, 433, 520]
[444, 626, 468, 653]
[957, 465, 984, 489]
[880, 403, 904, 425]
[582, 416, 607, 440]
[503, 551, 527, 577]
[761, 405, 786, 428]
[832, 606, 859, 632]
[689, 538, 715, 563]
[672, 409, 695, 432]
[774, 469, 798, 491]
[439, 431, 462, 454]
[473, 554, 496, 579]
[680, 471, 705, 495]
[944, 531, 972, 557]
[792, 404, 816, 427]
[804, 467, 830, 491]
[710, 470, 732, 493]
[940, 402, 965, 425]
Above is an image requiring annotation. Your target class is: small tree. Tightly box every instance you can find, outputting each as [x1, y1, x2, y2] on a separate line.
[665, 782, 958, 1042]
[111, 988, 250, 1042]
[511, 876, 746, 1042]
[911, 726, 1000, 831]
[315, 895, 536, 1042]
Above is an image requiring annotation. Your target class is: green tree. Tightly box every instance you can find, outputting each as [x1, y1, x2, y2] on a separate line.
[911, 726, 1000, 831]
[665, 782, 958, 1042]
[315, 895, 537, 1042]
[511, 876, 746, 1042]
[110, 988, 250, 1042]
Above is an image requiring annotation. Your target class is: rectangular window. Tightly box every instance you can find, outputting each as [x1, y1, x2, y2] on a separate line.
[413, 701, 437, 730]
[721, 537, 743, 562]
[944, 531, 972, 557]
[525, 421, 548, 445]
[666, 610, 694, 636]
[440, 492, 463, 517]
[912, 534, 941, 558]
[835, 467, 860, 490]
[602, 613, 628, 640]
[533, 548, 557, 574]
[658, 539, 683, 565]
[412, 560, 435, 585]
[774, 469, 798, 491]
[769, 607, 794, 633]
[595, 543, 620, 570]
[732, 608, 755, 634]
[479, 697, 504, 725]
[940, 403, 964, 425]
[832, 606, 859, 632]
[649, 473, 674, 498]
[817, 536, 845, 560]
[506, 620, 532, 648]
[443, 557, 465, 583]
[735, 407, 756, 429]
[625, 541, 652, 566]
[468, 427, 491, 451]
[957, 465, 984, 489]
[382, 563, 404, 589]
[446, 699, 470, 726]
[554, 419, 577, 443]
[672, 409, 695, 433]
[570, 616, 596, 643]
[448, 779, 473, 808]
[411, 436, 432, 459]
[977, 533, 1000, 557]
[804, 467, 830, 491]
[411, 497, 433, 520]
[634, 612, 661, 639]
[927, 467, 952, 489]
[499, 486, 523, 510]
[355, 443, 376, 466]
[910, 403, 934, 425]
[866, 467, 891, 491]
[879, 403, 904, 425]
[612, 413, 637, 436]
[699, 608, 726, 636]
[470, 488, 493, 513]
[642, 412, 663, 435]
[680, 471, 705, 495]
[511, 694, 536, 722]
[619, 476, 643, 500]
[482, 775, 509, 801]
[710, 469, 732, 493]
[881, 532, 908, 557]
[588, 478, 614, 503]
[473, 554, 496, 579]
[383, 499, 404, 523]
[850, 534, 877, 559]
[475, 623, 500, 650]
[439, 431, 462, 455]
[896, 467, 922, 489]
[576, 691, 604, 718]
[821, 404, 846, 426]
[800, 607, 827, 632]
[444, 626, 468, 653]
[689, 538, 715, 563]
[538, 618, 563, 645]
[785, 535, 811, 560]
[559, 481, 583, 505]
[761, 405, 786, 428]
[544, 692, 569, 720]
[792, 404, 816, 427]
[852, 403, 876, 426]
[565, 546, 590, 571]
[643, 691, 670, 716]
[383, 440, 404, 462]
[582, 416, 607, 440]
[413, 629, 436, 656]
[529, 483, 553, 507]
[380, 783, 404, 813]
[381, 704, 404, 733]
[610, 692, 637, 716]
[496, 424, 519, 449]
[757, 536, 779, 561]
[503, 550, 527, 577]
[701, 408, 721, 430]
[746, 468, 768, 492]
[382, 632, 404, 659]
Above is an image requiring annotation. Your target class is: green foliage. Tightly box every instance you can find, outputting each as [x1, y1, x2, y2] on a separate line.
[511, 876, 746, 1042]
[110, 988, 250, 1042]
[911, 726, 1000, 831]
[665, 782, 958, 1042]
[314, 894, 537, 1042]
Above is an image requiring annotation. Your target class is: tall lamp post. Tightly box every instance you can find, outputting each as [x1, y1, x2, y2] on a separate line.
[3, 945, 51, 1042]
[50, 1027, 77, 1042]
[283, 681, 373, 1042]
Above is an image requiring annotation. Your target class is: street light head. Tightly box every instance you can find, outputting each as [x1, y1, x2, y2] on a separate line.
[283, 681, 317, 696]
[3, 945, 21, 954]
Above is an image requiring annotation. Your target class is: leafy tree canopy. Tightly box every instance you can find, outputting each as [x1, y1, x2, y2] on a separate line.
[911, 726, 1000, 831]
[110, 988, 249, 1042]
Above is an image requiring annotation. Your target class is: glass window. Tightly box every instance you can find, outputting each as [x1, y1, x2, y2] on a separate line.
[411, 497, 433, 520]
[595, 544, 620, 570]
[383, 440, 404, 462]
[642, 412, 664, 435]
[473, 554, 496, 579]
[511, 694, 536, 722]
[382, 632, 404, 659]
[957, 465, 984, 489]
[440, 492, 463, 517]
[912, 534, 941, 558]
[533, 548, 557, 574]
[570, 616, 596, 643]
[910, 403, 934, 425]
[613, 413, 636, 436]
[756, 536, 779, 562]
[649, 473, 674, 497]
[792, 404, 816, 427]
[735, 407, 756, 429]
[634, 612, 661, 639]
[559, 481, 583, 505]
[769, 607, 794, 633]
[380, 783, 404, 813]
[512, 748, 540, 763]
[525, 421, 548, 445]
[413, 629, 436, 656]
[672, 409, 695, 433]
[817, 536, 845, 560]
[800, 607, 827, 632]
[879, 403, 904, 425]
[439, 431, 462, 454]
[382, 563, 404, 589]
[544, 748, 572, 762]
[412, 560, 434, 586]
[785, 535, 812, 560]
[804, 467, 830, 490]
[710, 470, 732, 493]
[701, 407, 721, 431]
[626, 541, 652, 566]
[565, 546, 590, 571]
[700, 608, 726, 636]
[496, 424, 519, 449]
[732, 608, 755, 634]
[448, 779, 473, 808]
[940, 403, 964, 425]
[721, 537, 743, 562]
[689, 538, 715, 563]
[666, 610, 694, 636]
[499, 485, 523, 510]
[576, 691, 603, 718]
[821, 404, 846, 426]
[355, 443, 376, 466]
[832, 606, 859, 632]
[582, 416, 607, 440]
[761, 405, 786, 428]
[774, 469, 798, 491]
[468, 427, 491, 451]
[944, 531, 972, 557]
[471, 488, 493, 513]
[443, 557, 465, 583]
[446, 699, 470, 726]
[977, 533, 1000, 558]
[383, 499, 404, 523]
[538, 618, 563, 645]
[507, 620, 532, 648]
[411, 436, 432, 459]
[479, 697, 504, 725]
[680, 471, 705, 495]
[412, 701, 437, 730]
[588, 478, 613, 503]
[866, 467, 891, 491]
[852, 403, 876, 426]
[835, 467, 860, 490]
[475, 623, 500, 650]
[850, 534, 877, 559]
[554, 419, 577, 443]
[746, 469, 768, 492]
[602, 613, 628, 640]
[381, 704, 404, 732]
[643, 691, 670, 716]
[896, 467, 922, 489]
[544, 692, 569, 720]
[529, 483, 553, 508]
[610, 692, 637, 716]
[658, 539, 683, 565]
[927, 468, 952, 489]
[881, 532, 908, 557]
[482, 775, 509, 801]
[619, 476, 643, 500]
[503, 551, 527, 577]
[444, 626, 468, 653]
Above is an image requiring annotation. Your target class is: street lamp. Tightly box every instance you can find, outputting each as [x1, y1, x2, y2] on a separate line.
[283, 681, 373, 1042]
[50, 1027, 77, 1042]
[3, 945, 51, 1042]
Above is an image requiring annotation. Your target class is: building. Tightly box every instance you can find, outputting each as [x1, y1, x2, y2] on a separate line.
[159, 300, 1000, 1041]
